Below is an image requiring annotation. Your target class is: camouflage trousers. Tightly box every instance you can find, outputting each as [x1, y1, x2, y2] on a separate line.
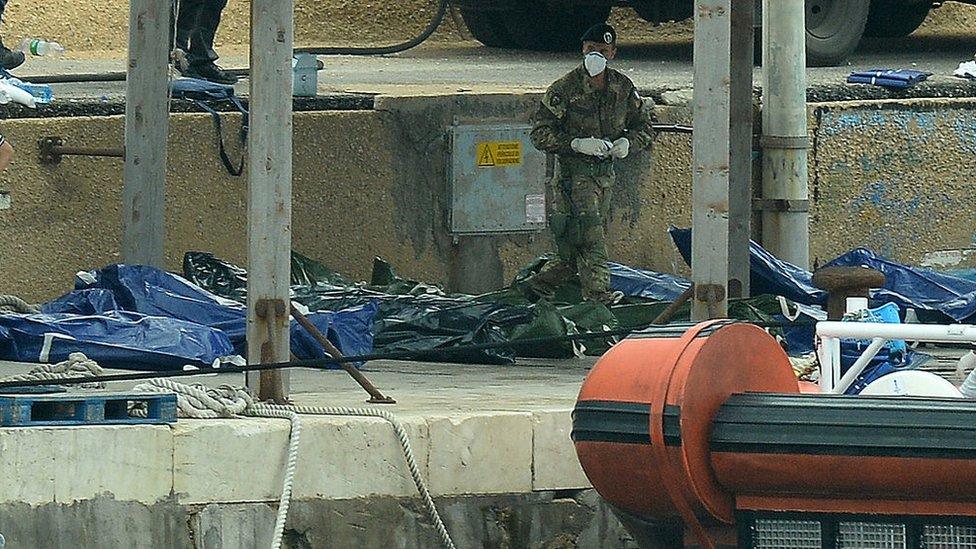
[528, 165, 613, 301]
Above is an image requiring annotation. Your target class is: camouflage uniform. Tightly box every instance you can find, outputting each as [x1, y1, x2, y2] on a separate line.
[528, 65, 656, 302]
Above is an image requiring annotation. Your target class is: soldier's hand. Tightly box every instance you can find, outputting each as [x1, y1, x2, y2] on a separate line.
[609, 137, 630, 159]
[571, 137, 613, 158]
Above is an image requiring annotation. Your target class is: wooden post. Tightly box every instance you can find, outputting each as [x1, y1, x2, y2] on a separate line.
[728, 0, 754, 300]
[691, 0, 754, 320]
[691, 0, 732, 321]
[122, 0, 170, 266]
[246, 0, 294, 402]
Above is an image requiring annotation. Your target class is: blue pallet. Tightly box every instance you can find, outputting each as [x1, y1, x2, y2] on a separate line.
[0, 391, 177, 427]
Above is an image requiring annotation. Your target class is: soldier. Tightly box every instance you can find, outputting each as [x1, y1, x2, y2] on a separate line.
[526, 23, 656, 305]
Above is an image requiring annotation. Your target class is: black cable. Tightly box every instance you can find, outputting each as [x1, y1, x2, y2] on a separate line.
[25, 0, 448, 85]
[295, 0, 449, 56]
[0, 319, 814, 390]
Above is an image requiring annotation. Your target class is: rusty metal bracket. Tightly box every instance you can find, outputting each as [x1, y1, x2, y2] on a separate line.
[695, 284, 727, 305]
[38, 136, 124, 165]
[752, 198, 810, 213]
[255, 298, 287, 320]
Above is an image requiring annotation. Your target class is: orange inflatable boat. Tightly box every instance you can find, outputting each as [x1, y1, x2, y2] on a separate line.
[573, 321, 976, 548]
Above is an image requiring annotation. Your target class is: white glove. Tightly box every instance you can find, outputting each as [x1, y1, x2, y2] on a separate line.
[571, 137, 612, 158]
[609, 137, 630, 159]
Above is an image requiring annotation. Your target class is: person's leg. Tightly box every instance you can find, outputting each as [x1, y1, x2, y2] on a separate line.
[0, 0, 24, 70]
[183, 0, 237, 84]
[573, 177, 614, 303]
[522, 176, 579, 300]
[193, 0, 227, 65]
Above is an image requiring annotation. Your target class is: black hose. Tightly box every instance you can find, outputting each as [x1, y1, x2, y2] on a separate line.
[25, 0, 449, 85]
[295, 0, 450, 56]
[0, 319, 814, 390]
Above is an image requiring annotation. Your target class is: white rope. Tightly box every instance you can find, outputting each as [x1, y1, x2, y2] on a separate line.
[0, 352, 104, 388]
[133, 379, 457, 549]
[0, 294, 39, 314]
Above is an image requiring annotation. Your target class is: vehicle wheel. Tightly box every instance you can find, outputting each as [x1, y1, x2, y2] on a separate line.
[805, 0, 870, 67]
[458, 7, 515, 48]
[502, 4, 613, 51]
[863, 0, 931, 38]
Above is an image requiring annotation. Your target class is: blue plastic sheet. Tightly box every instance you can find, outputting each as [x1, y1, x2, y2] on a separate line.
[609, 262, 691, 301]
[41, 289, 119, 316]
[0, 264, 379, 371]
[671, 227, 976, 324]
[0, 311, 234, 370]
[75, 264, 377, 365]
[847, 69, 931, 89]
[669, 227, 827, 306]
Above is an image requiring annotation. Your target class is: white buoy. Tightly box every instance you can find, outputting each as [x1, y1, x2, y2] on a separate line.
[860, 370, 964, 398]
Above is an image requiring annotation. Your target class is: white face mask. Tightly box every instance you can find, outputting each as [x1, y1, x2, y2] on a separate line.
[584, 51, 607, 77]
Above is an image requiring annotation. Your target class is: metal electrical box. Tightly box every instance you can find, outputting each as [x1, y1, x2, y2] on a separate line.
[449, 124, 547, 235]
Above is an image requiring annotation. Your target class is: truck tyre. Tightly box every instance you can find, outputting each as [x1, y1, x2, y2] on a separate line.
[805, 0, 870, 67]
[863, 0, 932, 37]
[458, 7, 515, 48]
[502, 4, 612, 51]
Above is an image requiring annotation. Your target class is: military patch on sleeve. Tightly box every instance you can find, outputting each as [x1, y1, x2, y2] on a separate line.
[550, 93, 562, 106]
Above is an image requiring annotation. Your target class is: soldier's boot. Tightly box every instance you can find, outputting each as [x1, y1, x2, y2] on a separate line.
[587, 290, 624, 306]
[0, 39, 24, 70]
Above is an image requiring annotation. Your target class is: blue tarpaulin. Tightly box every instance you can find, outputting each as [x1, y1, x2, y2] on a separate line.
[0, 311, 234, 370]
[609, 262, 691, 301]
[669, 227, 827, 306]
[670, 227, 976, 322]
[0, 264, 378, 371]
[75, 264, 378, 361]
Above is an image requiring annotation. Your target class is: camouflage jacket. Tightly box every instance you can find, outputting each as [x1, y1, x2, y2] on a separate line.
[530, 65, 656, 162]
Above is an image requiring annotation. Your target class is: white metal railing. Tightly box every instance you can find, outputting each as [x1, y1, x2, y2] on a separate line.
[816, 321, 976, 394]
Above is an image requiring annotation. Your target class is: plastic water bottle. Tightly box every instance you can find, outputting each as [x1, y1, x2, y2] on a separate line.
[18, 38, 64, 57]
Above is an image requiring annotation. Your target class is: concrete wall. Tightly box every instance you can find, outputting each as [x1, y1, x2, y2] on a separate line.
[808, 98, 976, 265]
[2, 94, 974, 301]
[0, 408, 637, 548]
[0, 95, 693, 300]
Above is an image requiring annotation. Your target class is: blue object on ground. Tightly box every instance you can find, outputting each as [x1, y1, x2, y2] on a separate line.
[847, 69, 932, 89]
[669, 227, 827, 306]
[0, 311, 234, 370]
[609, 262, 691, 301]
[671, 228, 976, 322]
[41, 288, 119, 315]
[0, 264, 378, 370]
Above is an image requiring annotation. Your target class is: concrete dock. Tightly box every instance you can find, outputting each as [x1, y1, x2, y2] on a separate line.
[0, 358, 640, 548]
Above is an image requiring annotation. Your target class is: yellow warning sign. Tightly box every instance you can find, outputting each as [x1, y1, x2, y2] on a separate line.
[476, 141, 522, 168]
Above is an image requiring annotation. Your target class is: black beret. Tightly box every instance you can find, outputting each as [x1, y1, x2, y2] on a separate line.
[580, 23, 616, 46]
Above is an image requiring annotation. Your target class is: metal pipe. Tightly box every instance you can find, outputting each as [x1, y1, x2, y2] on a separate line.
[761, 0, 810, 269]
[817, 322, 976, 343]
[289, 305, 396, 404]
[832, 337, 886, 395]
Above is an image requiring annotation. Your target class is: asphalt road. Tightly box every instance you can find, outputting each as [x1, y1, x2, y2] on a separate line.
[10, 32, 976, 102]
[318, 34, 976, 95]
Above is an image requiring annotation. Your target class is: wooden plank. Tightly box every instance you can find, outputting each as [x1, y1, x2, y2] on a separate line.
[691, 0, 732, 320]
[122, 0, 171, 266]
[245, 0, 294, 401]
